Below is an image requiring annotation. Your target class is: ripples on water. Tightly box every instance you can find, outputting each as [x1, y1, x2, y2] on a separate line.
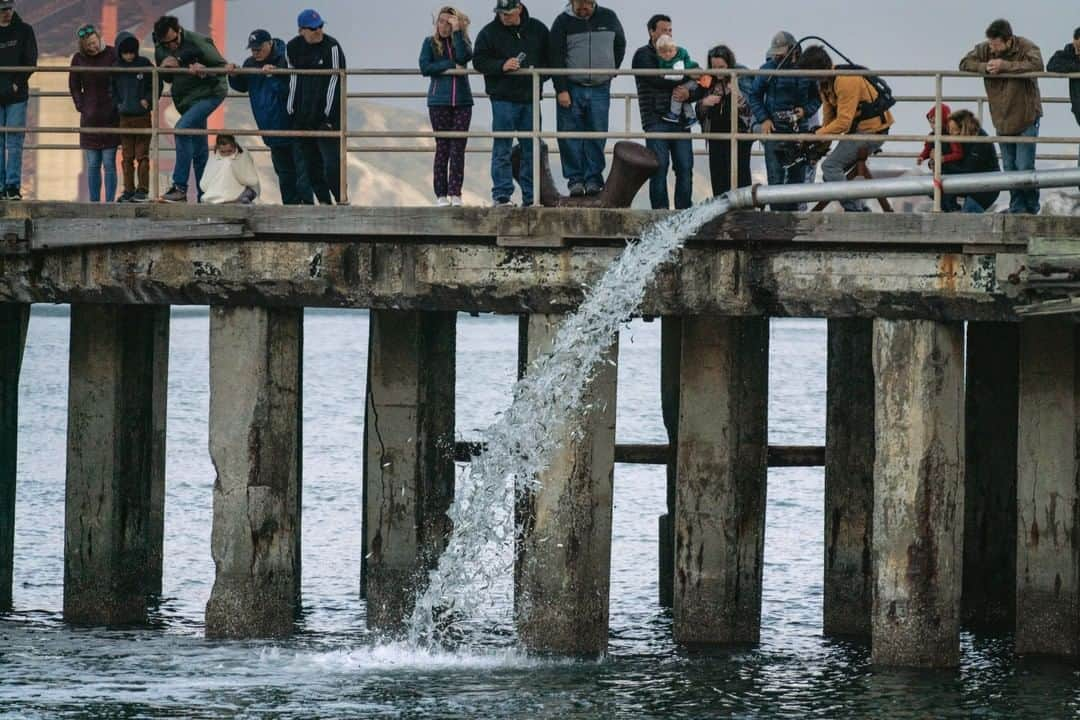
[4, 309, 1080, 717]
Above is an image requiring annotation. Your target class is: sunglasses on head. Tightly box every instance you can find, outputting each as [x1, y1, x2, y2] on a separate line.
[77, 24, 97, 38]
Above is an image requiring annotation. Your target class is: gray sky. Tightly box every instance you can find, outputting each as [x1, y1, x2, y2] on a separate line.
[192, 0, 1079, 144]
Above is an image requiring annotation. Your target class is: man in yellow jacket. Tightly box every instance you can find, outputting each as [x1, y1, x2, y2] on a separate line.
[798, 45, 894, 212]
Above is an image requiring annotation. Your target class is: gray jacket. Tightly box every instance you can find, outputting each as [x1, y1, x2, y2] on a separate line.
[547, 4, 625, 91]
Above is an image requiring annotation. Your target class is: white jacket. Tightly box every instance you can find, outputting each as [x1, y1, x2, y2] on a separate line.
[199, 149, 261, 204]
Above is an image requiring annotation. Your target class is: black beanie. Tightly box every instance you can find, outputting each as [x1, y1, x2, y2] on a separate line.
[118, 36, 140, 55]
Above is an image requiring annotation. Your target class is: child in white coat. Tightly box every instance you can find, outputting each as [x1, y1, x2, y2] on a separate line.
[199, 134, 260, 204]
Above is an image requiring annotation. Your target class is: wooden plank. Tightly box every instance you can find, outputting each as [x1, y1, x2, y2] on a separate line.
[31, 218, 252, 250]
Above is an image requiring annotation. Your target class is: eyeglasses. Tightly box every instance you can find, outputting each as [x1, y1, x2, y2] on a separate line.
[161, 32, 181, 47]
[76, 24, 97, 39]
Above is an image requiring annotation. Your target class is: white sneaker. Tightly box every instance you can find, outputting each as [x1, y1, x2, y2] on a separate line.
[436, 196, 451, 207]
[449, 196, 463, 207]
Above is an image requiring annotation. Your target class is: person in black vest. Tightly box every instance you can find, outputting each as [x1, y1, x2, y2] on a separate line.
[632, 14, 702, 210]
[0, 1, 37, 200]
[287, 8, 346, 205]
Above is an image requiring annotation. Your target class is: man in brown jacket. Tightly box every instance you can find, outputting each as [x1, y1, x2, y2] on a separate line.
[798, 45, 894, 212]
[960, 18, 1043, 214]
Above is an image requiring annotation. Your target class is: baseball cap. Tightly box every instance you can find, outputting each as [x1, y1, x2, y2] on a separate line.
[767, 31, 796, 57]
[0, 2, 15, 10]
[297, 9, 325, 30]
[247, 29, 271, 49]
[493, 0, 520, 13]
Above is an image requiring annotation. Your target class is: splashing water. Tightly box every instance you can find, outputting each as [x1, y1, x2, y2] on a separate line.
[407, 197, 733, 647]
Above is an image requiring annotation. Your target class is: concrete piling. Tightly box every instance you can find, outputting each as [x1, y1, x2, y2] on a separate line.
[871, 319, 964, 667]
[673, 316, 769, 645]
[515, 314, 618, 654]
[1016, 318, 1080, 657]
[658, 316, 681, 609]
[205, 306, 303, 639]
[363, 309, 456, 634]
[64, 304, 169, 625]
[0, 304, 28, 612]
[963, 322, 1018, 631]
[824, 319, 875, 638]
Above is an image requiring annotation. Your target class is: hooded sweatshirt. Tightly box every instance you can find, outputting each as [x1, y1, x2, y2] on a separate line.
[0, 12, 37, 105]
[154, 27, 228, 114]
[548, 3, 625, 91]
[69, 43, 120, 150]
[473, 6, 550, 104]
[229, 38, 294, 147]
[917, 104, 964, 165]
[111, 33, 159, 118]
[959, 36, 1043, 135]
[199, 146, 260, 204]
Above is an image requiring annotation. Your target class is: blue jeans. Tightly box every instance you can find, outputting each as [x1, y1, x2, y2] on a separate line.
[84, 147, 118, 202]
[0, 101, 27, 190]
[556, 82, 610, 187]
[173, 96, 224, 191]
[491, 99, 535, 205]
[962, 196, 988, 213]
[644, 123, 693, 209]
[999, 119, 1039, 214]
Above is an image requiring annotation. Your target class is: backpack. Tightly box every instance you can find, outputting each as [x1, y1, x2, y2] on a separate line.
[833, 63, 896, 131]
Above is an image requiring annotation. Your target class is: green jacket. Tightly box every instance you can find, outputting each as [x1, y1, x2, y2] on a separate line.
[154, 28, 227, 114]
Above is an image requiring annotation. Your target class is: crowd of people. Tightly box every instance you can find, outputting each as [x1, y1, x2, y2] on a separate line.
[0, 1, 1074, 211]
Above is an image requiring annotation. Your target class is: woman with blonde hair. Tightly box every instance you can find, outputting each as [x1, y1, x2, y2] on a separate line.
[941, 109, 1000, 213]
[419, 6, 474, 206]
[68, 24, 120, 202]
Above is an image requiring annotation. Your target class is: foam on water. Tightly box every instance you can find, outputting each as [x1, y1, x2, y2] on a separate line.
[408, 198, 732, 647]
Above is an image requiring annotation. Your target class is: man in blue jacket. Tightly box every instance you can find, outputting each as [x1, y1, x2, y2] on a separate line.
[548, 0, 625, 197]
[227, 29, 312, 205]
[746, 32, 821, 211]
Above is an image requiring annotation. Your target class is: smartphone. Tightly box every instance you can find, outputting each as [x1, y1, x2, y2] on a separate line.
[515, 52, 527, 65]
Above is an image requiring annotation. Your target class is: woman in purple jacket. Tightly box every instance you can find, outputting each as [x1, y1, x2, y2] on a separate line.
[69, 24, 120, 202]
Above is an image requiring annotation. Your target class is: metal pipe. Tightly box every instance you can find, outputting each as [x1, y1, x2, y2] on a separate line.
[726, 168, 1080, 210]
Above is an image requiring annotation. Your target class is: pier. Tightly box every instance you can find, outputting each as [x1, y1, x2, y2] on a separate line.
[1, 201, 1078, 666]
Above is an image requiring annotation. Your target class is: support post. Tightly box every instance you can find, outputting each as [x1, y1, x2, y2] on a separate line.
[673, 316, 769, 645]
[871, 319, 964, 667]
[205, 306, 302, 639]
[658, 316, 681, 609]
[824, 319, 874, 637]
[64, 304, 169, 625]
[1016, 318, 1080, 657]
[1, 304, 29, 612]
[963, 322, 1018, 631]
[363, 310, 456, 634]
[515, 314, 617, 654]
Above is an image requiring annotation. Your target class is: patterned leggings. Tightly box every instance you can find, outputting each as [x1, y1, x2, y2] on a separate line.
[429, 105, 472, 197]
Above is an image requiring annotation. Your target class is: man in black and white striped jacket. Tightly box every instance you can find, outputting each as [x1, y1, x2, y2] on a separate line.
[287, 8, 346, 204]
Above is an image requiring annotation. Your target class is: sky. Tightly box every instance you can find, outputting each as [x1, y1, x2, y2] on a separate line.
[172, 0, 1080, 148]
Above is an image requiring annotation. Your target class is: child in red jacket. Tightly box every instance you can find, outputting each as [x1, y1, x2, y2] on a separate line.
[917, 103, 964, 169]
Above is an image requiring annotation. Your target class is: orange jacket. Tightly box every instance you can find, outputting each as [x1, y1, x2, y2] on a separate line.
[817, 74, 894, 136]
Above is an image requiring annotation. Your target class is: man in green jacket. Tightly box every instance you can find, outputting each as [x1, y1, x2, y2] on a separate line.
[153, 15, 228, 202]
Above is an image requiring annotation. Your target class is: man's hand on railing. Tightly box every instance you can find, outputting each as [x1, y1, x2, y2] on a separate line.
[189, 62, 208, 78]
[224, 63, 239, 75]
[986, 59, 1005, 75]
[502, 57, 521, 73]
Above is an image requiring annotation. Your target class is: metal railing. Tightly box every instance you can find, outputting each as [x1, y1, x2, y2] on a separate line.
[15, 64, 1080, 210]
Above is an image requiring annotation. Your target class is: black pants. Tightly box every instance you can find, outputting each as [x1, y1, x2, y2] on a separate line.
[707, 139, 753, 197]
[297, 136, 342, 205]
[269, 143, 314, 205]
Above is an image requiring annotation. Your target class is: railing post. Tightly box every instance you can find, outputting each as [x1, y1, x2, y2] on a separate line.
[531, 69, 541, 207]
[625, 95, 632, 133]
[932, 74, 943, 213]
[729, 69, 739, 193]
[150, 66, 160, 200]
[338, 68, 349, 205]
